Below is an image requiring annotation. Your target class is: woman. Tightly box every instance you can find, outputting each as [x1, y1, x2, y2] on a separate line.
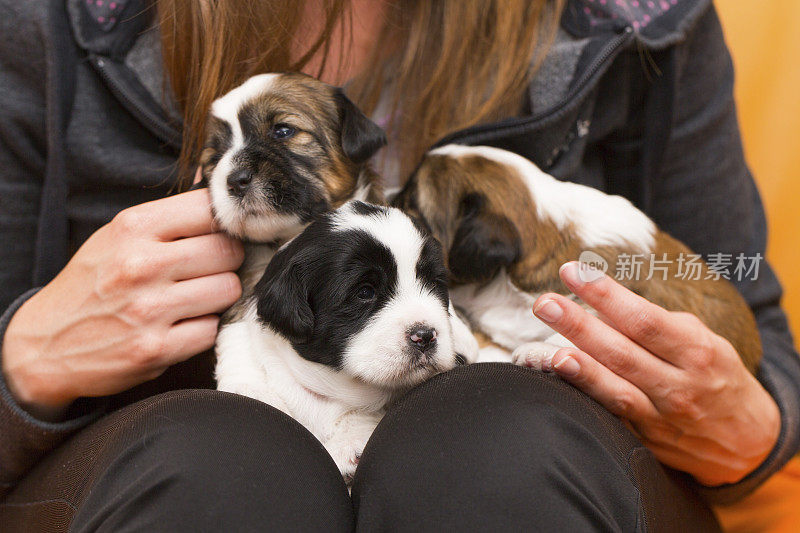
[1, 0, 797, 530]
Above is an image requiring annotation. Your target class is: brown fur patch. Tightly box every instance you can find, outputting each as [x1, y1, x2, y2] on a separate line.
[616, 232, 762, 373]
[394, 153, 579, 293]
[472, 330, 499, 349]
[238, 74, 357, 205]
[202, 73, 385, 211]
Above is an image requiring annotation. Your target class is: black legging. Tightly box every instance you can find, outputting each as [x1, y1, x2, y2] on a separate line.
[0, 364, 720, 532]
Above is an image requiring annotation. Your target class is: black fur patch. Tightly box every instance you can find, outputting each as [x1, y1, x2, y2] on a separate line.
[335, 90, 387, 164]
[255, 215, 399, 368]
[200, 118, 233, 182]
[207, 120, 233, 164]
[232, 103, 330, 222]
[350, 200, 386, 217]
[415, 237, 449, 307]
[448, 193, 521, 283]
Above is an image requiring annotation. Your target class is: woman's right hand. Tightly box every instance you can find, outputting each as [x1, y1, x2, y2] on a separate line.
[1, 189, 244, 420]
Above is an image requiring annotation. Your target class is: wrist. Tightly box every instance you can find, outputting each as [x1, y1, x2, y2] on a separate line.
[1, 297, 75, 421]
[744, 379, 782, 474]
[703, 377, 781, 487]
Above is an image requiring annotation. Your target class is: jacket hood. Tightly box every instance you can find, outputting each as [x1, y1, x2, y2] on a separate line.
[562, 0, 713, 49]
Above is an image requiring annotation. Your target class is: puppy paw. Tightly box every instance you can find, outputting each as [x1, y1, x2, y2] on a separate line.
[341, 452, 362, 487]
[329, 442, 363, 486]
[326, 413, 380, 486]
[511, 342, 562, 371]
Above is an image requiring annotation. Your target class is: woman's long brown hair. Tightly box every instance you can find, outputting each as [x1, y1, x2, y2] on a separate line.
[158, 0, 564, 190]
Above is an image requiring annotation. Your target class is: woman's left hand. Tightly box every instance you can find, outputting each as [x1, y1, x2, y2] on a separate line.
[531, 261, 780, 486]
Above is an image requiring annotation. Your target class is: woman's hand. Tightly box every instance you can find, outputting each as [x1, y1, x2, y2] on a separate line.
[1, 190, 244, 420]
[532, 261, 780, 486]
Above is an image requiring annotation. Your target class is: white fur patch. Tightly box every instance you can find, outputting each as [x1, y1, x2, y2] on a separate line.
[216, 301, 394, 480]
[332, 203, 463, 388]
[207, 74, 302, 241]
[450, 271, 553, 351]
[352, 183, 373, 202]
[429, 144, 656, 253]
[448, 301, 479, 364]
[451, 271, 592, 369]
[331, 203, 424, 265]
[210, 73, 280, 149]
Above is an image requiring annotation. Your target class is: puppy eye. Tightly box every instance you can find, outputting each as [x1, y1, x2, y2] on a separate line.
[271, 123, 296, 140]
[356, 284, 376, 301]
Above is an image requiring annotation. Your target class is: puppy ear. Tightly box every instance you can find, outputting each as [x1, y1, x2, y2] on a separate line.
[448, 193, 521, 284]
[335, 89, 387, 164]
[255, 258, 314, 344]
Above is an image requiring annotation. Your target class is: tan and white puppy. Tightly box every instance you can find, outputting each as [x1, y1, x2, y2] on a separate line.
[393, 144, 761, 374]
[200, 72, 386, 301]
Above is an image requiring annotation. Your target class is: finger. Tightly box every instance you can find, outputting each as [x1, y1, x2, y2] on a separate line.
[559, 261, 691, 362]
[162, 233, 244, 281]
[168, 272, 242, 320]
[594, 310, 619, 330]
[193, 167, 203, 185]
[162, 314, 221, 365]
[636, 437, 743, 486]
[533, 293, 678, 390]
[549, 348, 661, 422]
[131, 189, 218, 241]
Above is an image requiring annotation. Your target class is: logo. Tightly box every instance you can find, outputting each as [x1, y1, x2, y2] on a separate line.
[577, 251, 608, 282]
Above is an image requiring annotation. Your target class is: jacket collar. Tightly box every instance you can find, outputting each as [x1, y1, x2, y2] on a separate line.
[437, 0, 711, 168]
[562, 0, 712, 49]
[67, 0, 182, 148]
[67, 0, 151, 60]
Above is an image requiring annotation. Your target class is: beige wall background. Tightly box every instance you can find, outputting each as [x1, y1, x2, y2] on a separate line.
[716, 1, 800, 346]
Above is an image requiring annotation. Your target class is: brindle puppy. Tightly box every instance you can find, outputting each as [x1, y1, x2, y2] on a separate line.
[200, 73, 387, 318]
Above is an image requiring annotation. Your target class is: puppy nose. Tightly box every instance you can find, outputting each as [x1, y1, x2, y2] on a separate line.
[408, 325, 437, 353]
[227, 170, 252, 196]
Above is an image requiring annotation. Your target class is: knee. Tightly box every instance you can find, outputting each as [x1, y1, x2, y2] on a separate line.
[360, 363, 637, 467]
[74, 390, 352, 531]
[353, 364, 642, 529]
[132, 390, 339, 483]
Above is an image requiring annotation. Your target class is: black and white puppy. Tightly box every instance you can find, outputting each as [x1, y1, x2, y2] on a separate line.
[215, 201, 478, 481]
[200, 72, 386, 301]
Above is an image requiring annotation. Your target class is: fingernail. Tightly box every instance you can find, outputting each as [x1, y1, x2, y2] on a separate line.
[561, 261, 605, 287]
[533, 299, 563, 323]
[553, 355, 580, 377]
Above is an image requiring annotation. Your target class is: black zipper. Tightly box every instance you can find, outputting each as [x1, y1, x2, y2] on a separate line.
[435, 25, 635, 148]
[89, 54, 182, 149]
